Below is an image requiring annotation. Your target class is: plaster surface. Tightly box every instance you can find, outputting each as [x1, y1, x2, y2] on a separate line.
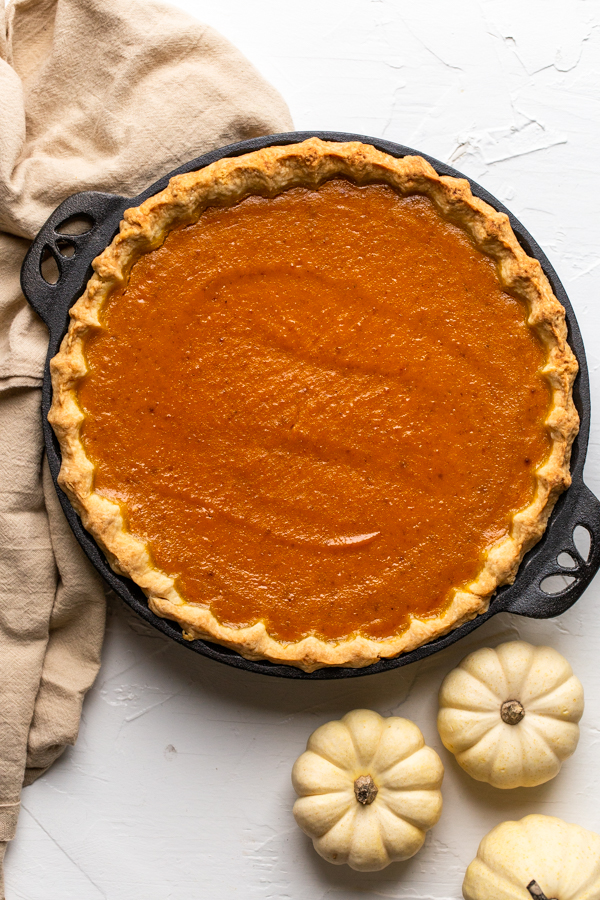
[5, 1, 600, 897]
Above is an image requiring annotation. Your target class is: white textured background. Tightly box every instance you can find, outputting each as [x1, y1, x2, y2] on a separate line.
[6, 1, 600, 897]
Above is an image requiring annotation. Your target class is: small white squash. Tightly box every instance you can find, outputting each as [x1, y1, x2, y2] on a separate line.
[292, 709, 444, 871]
[437, 641, 583, 789]
[463, 814, 600, 900]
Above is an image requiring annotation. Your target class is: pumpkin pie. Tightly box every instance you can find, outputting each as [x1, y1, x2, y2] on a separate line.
[48, 138, 579, 671]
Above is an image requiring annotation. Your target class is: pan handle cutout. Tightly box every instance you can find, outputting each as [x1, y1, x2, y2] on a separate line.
[501, 484, 600, 619]
[20, 191, 127, 329]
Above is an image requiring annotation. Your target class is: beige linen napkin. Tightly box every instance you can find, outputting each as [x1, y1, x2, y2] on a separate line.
[0, 0, 292, 892]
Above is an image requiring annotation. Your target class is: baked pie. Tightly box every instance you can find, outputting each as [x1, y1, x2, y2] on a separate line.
[49, 138, 579, 671]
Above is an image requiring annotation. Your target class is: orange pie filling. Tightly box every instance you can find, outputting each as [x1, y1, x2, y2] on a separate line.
[77, 180, 551, 643]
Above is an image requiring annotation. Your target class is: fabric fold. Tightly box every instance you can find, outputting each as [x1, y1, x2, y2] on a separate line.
[0, 805, 20, 844]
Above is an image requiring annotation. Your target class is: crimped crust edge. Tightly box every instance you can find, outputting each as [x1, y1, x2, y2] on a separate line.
[48, 138, 579, 672]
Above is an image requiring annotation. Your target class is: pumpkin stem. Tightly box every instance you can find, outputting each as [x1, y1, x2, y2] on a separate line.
[354, 775, 378, 805]
[501, 699, 525, 725]
[527, 879, 555, 900]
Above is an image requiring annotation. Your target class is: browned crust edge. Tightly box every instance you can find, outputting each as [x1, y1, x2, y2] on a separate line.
[48, 138, 579, 672]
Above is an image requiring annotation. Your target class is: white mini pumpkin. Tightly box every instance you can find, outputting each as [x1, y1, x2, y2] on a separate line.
[463, 814, 600, 900]
[437, 641, 583, 789]
[292, 709, 443, 871]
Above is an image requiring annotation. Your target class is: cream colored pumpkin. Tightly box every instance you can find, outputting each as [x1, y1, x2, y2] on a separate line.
[463, 814, 600, 900]
[437, 641, 583, 789]
[292, 709, 443, 871]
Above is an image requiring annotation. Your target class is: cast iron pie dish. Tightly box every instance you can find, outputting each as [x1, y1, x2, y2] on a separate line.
[45, 138, 579, 671]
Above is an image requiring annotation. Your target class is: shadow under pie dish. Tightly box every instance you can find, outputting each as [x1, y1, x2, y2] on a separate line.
[48, 138, 579, 672]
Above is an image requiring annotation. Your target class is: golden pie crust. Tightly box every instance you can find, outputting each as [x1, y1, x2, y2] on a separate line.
[49, 138, 579, 671]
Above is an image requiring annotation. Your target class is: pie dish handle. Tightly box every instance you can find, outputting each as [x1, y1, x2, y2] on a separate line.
[21, 190, 128, 329]
[500, 479, 600, 619]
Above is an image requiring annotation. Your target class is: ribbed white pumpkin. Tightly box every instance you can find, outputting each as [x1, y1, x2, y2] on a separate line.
[292, 709, 443, 871]
[463, 814, 600, 900]
[437, 641, 583, 788]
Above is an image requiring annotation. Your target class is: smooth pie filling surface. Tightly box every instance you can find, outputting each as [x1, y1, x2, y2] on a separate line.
[78, 180, 551, 643]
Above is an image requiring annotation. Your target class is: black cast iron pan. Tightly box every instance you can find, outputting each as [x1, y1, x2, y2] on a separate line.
[21, 131, 600, 679]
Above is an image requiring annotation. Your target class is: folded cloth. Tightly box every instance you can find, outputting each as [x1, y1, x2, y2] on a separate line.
[0, 0, 292, 892]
